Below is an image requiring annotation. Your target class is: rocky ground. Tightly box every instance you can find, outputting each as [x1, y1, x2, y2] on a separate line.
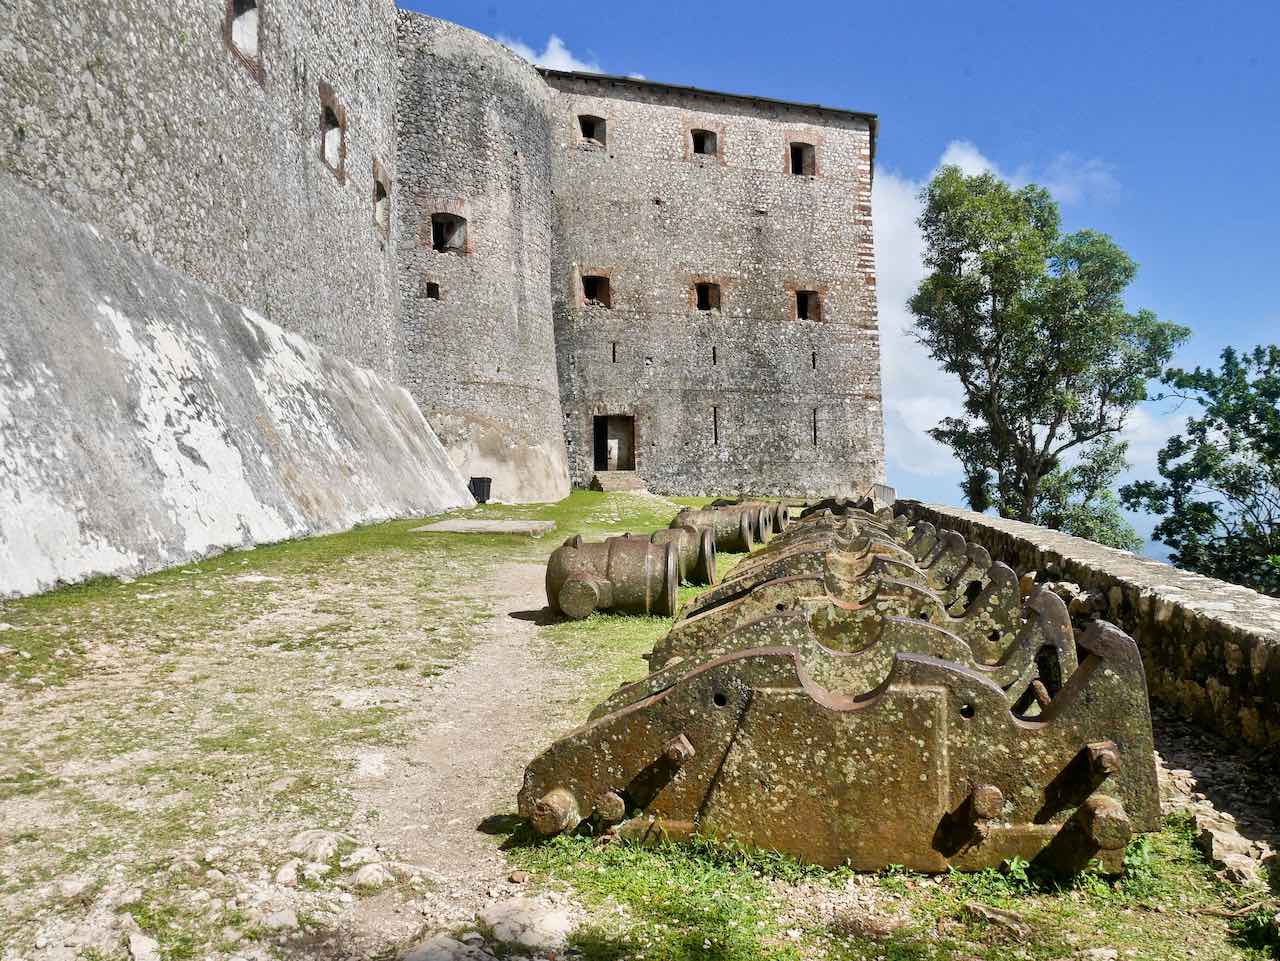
[1, 491, 1277, 961]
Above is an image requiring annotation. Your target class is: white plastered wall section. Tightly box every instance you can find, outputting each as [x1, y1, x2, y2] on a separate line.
[0, 174, 473, 598]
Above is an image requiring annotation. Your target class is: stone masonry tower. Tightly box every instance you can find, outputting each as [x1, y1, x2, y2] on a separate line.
[543, 70, 885, 496]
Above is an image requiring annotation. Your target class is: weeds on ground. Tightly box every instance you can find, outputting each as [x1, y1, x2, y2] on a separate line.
[503, 808, 1266, 960]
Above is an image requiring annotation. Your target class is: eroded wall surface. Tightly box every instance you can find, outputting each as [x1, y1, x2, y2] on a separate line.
[0, 0, 401, 375]
[395, 13, 570, 504]
[0, 175, 472, 598]
[546, 74, 885, 496]
[899, 501, 1280, 749]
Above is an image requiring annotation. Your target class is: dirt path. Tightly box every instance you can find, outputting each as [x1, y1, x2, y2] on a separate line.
[339, 560, 581, 953]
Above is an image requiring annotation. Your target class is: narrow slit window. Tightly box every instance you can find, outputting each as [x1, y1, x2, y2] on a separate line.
[691, 128, 717, 156]
[318, 86, 346, 180]
[425, 282, 440, 301]
[230, 0, 259, 61]
[695, 282, 721, 312]
[796, 290, 822, 322]
[811, 350, 817, 370]
[790, 141, 816, 176]
[578, 115, 607, 147]
[431, 213, 467, 254]
[712, 345, 718, 366]
[611, 341, 618, 363]
[582, 275, 611, 308]
[372, 166, 390, 236]
[812, 408, 819, 446]
[713, 406, 720, 446]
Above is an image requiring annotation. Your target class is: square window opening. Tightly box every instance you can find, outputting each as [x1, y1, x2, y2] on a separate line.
[691, 128, 717, 156]
[790, 141, 816, 176]
[695, 282, 721, 312]
[578, 115, 607, 147]
[431, 213, 467, 254]
[796, 290, 822, 322]
[582, 275, 611, 308]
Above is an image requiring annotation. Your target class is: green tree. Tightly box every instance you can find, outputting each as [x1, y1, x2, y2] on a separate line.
[910, 165, 1188, 549]
[1121, 346, 1280, 594]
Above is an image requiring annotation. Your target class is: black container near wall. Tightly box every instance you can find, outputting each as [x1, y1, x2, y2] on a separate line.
[469, 476, 492, 504]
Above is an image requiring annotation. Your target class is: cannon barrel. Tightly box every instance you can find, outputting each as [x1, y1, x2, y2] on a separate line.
[545, 535, 680, 619]
[618, 524, 717, 586]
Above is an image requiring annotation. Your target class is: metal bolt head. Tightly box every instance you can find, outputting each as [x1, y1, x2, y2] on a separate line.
[1079, 795, 1132, 850]
[594, 790, 626, 825]
[971, 783, 1004, 821]
[1087, 741, 1120, 778]
[530, 787, 580, 836]
[664, 733, 695, 765]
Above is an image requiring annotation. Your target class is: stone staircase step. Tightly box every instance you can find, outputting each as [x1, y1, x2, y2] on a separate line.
[590, 471, 649, 492]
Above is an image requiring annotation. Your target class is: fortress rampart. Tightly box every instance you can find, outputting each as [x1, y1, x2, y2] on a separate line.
[0, 0, 402, 376]
[899, 502, 1280, 749]
[395, 15, 570, 504]
[0, 1, 889, 594]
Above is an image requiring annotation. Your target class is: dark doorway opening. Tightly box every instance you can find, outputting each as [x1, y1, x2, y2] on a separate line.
[592, 414, 636, 471]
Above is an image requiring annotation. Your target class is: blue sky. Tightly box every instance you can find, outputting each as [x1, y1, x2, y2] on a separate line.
[405, 1, 1280, 549]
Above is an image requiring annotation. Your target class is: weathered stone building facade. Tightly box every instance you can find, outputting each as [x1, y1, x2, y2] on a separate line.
[0, 1, 885, 502]
[545, 71, 883, 495]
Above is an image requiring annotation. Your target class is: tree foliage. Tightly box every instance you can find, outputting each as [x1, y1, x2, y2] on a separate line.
[1121, 345, 1280, 594]
[910, 166, 1188, 549]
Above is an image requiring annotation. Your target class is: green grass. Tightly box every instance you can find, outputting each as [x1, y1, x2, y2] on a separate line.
[3, 490, 1271, 961]
[538, 549, 742, 714]
[501, 814, 1270, 961]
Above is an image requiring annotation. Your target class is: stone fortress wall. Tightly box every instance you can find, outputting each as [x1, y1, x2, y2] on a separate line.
[395, 15, 570, 504]
[0, 0, 402, 376]
[899, 502, 1280, 750]
[545, 72, 885, 496]
[0, 0, 890, 594]
[0, 173, 472, 598]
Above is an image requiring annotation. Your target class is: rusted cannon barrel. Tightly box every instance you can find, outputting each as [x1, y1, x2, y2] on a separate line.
[619, 524, 717, 586]
[545, 535, 679, 619]
[671, 507, 754, 553]
[708, 499, 776, 543]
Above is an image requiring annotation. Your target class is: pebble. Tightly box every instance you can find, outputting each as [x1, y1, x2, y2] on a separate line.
[128, 932, 161, 961]
[275, 860, 299, 887]
[351, 862, 396, 890]
[58, 877, 92, 900]
[401, 933, 497, 961]
[477, 897, 573, 952]
[261, 908, 298, 931]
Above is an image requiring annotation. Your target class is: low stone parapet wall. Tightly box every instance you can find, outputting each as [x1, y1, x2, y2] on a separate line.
[897, 501, 1280, 749]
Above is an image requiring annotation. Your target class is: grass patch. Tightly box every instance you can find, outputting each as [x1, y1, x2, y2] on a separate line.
[504, 815, 1268, 961]
[510, 833, 808, 961]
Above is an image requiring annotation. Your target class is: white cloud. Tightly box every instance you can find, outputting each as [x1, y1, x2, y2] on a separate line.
[937, 140, 1005, 178]
[498, 34, 602, 73]
[874, 142, 1011, 488]
[1042, 153, 1121, 206]
[930, 141, 1119, 206]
